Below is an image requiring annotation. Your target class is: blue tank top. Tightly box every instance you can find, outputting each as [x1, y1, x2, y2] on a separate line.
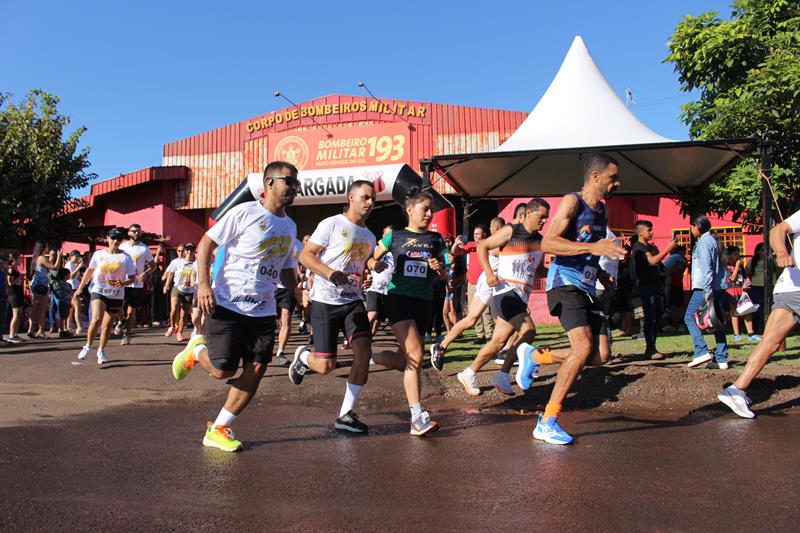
[545, 192, 607, 296]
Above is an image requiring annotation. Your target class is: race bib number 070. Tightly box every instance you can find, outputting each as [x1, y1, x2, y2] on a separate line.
[404, 260, 428, 278]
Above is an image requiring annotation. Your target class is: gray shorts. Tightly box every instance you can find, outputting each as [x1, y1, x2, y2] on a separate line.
[772, 291, 800, 323]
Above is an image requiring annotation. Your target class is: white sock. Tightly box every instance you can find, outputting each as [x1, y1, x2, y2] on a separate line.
[276, 349, 284, 357]
[191, 344, 206, 361]
[300, 349, 310, 365]
[463, 367, 475, 378]
[213, 407, 236, 428]
[339, 382, 363, 418]
[410, 403, 422, 419]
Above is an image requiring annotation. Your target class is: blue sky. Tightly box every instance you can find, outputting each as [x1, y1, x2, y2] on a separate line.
[2, 0, 733, 195]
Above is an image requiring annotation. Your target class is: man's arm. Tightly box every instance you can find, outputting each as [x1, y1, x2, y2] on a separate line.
[770, 221, 795, 268]
[478, 225, 512, 286]
[299, 242, 345, 285]
[195, 234, 219, 314]
[644, 241, 676, 265]
[541, 194, 625, 259]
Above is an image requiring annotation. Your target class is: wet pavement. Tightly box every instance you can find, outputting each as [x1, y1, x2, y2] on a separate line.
[2, 330, 799, 531]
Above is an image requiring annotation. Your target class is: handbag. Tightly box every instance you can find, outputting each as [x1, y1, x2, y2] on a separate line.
[734, 291, 759, 317]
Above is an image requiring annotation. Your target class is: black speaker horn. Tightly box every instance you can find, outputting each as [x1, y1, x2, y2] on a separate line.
[210, 173, 265, 222]
[392, 165, 453, 213]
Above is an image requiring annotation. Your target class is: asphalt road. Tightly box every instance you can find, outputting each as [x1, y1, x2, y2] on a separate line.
[1, 329, 799, 532]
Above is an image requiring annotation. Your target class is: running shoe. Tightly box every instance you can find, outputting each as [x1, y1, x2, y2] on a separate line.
[533, 415, 574, 445]
[717, 386, 755, 418]
[202, 422, 243, 452]
[298, 321, 308, 335]
[493, 373, 515, 396]
[113, 323, 123, 336]
[172, 334, 205, 380]
[748, 334, 762, 342]
[430, 343, 445, 372]
[176, 331, 186, 342]
[6, 336, 22, 344]
[97, 350, 108, 365]
[78, 344, 90, 360]
[410, 411, 439, 436]
[493, 349, 508, 365]
[457, 369, 481, 396]
[732, 335, 742, 341]
[274, 350, 290, 366]
[121, 334, 131, 346]
[289, 346, 310, 385]
[515, 343, 540, 390]
[164, 326, 174, 337]
[334, 410, 369, 433]
[688, 353, 713, 368]
[706, 360, 729, 370]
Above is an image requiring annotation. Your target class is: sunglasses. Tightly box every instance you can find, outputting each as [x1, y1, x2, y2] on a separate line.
[269, 175, 300, 187]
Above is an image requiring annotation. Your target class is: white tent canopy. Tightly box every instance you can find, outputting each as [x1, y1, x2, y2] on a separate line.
[431, 36, 756, 198]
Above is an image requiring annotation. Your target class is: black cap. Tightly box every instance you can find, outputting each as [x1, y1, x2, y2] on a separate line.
[108, 227, 127, 240]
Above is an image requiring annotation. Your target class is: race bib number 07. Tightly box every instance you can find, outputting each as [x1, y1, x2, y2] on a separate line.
[404, 260, 428, 278]
[582, 266, 597, 284]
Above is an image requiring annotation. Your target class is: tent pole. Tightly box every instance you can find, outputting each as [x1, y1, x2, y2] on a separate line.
[462, 196, 471, 242]
[760, 139, 774, 314]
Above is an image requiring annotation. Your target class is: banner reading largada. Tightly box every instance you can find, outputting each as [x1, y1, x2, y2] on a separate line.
[270, 122, 412, 171]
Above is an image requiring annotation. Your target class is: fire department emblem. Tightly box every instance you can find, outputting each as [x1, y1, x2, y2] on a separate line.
[274, 136, 309, 170]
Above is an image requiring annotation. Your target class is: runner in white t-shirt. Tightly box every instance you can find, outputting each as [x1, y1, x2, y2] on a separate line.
[162, 244, 186, 337]
[718, 210, 800, 418]
[74, 228, 136, 365]
[365, 225, 395, 335]
[170, 161, 299, 452]
[118, 224, 155, 345]
[64, 250, 85, 333]
[289, 180, 401, 434]
[162, 244, 197, 341]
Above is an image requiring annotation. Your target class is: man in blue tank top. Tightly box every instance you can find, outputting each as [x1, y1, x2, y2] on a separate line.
[521, 153, 626, 445]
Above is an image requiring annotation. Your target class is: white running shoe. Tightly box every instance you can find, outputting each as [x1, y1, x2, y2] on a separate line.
[97, 350, 108, 365]
[718, 386, 755, 418]
[113, 323, 123, 336]
[457, 370, 481, 396]
[688, 353, 713, 368]
[78, 345, 90, 360]
[121, 335, 131, 346]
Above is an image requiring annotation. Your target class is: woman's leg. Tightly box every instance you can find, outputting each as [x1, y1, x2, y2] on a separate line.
[10, 306, 21, 337]
[85, 299, 105, 348]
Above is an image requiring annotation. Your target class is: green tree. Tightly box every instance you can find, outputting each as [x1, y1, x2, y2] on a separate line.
[666, 0, 800, 225]
[0, 90, 95, 248]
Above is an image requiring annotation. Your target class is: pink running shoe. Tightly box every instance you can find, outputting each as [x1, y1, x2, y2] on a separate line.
[176, 331, 186, 342]
[165, 326, 174, 337]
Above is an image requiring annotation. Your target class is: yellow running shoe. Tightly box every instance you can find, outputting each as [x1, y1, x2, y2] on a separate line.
[202, 422, 243, 452]
[172, 334, 205, 380]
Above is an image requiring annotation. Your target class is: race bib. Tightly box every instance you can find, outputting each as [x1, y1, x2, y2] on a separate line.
[404, 260, 428, 278]
[582, 265, 597, 284]
[257, 263, 280, 282]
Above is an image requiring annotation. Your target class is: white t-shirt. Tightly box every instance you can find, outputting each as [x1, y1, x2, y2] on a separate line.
[596, 229, 621, 291]
[277, 239, 302, 290]
[119, 241, 153, 289]
[166, 257, 183, 275]
[206, 201, 297, 317]
[65, 259, 81, 290]
[308, 214, 376, 305]
[367, 252, 394, 295]
[774, 210, 800, 294]
[88, 249, 136, 300]
[173, 259, 197, 294]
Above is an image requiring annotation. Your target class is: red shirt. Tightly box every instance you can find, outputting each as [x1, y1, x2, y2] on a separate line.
[463, 242, 484, 284]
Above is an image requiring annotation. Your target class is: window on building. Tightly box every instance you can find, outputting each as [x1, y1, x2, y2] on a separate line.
[673, 226, 746, 258]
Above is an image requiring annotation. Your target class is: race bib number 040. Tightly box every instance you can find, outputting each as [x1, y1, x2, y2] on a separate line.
[404, 260, 428, 278]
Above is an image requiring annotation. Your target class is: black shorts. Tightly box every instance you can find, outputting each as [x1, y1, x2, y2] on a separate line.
[124, 287, 143, 309]
[547, 285, 605, 335]
[275, 287, 296, 312]
[384, 293, 431, 335]
[90, 293, 124, 314]
[365, 291, 386, 317]
[205, 305, 277, 371]
[310, 300, 370, 359]
[490, 291, 529, 323]
[8, 285, 24, 308]
[170, 286, 194, 306]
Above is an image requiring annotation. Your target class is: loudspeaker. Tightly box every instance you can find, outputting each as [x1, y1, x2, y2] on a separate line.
[392, 165, 453, 213]
[210, 174, 265, 222]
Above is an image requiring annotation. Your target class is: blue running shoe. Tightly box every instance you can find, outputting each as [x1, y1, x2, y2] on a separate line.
[533, 415, 574, 445]
[515, 343, 540, 390]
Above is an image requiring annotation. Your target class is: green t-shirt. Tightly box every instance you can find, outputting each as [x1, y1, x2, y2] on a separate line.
[380, 228, 446, 301]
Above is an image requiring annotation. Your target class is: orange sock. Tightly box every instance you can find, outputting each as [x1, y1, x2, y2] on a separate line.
[534, 347, 554, 365]
[543, 403, 561, 420]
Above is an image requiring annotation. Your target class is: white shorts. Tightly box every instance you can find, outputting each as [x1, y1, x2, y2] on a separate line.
[475, 272, 493, 306]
